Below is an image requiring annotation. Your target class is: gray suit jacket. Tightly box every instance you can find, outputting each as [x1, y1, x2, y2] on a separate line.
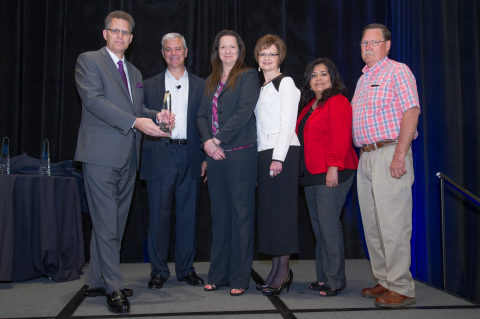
[74, 47, 157, 169]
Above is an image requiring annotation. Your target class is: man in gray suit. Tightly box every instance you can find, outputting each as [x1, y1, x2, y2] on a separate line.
[140, 33, 206, 290]
[75, 11, 172, 314]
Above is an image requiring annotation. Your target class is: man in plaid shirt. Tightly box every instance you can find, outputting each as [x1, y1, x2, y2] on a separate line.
[352, 23, 421, 308]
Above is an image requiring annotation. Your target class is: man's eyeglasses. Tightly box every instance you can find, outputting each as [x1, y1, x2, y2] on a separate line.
[258, 53, 279, 58]
[359, 40, 386, 47]
[105, 28, 131, 36]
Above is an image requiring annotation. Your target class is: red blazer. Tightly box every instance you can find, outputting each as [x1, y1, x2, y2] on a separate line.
[296, 94, 358, 174]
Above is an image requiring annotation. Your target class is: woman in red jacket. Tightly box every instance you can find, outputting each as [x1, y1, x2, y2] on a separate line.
[296, 58, 358, 297]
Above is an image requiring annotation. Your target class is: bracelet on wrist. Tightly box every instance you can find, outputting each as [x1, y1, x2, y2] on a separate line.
[212, 138, 220, 148]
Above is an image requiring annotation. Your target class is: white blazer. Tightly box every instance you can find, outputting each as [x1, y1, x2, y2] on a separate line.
[254, 76, 300, 162]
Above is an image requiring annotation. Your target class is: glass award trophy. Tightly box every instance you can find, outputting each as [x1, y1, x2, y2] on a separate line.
[39, 138, 50, 176]
[159, 91, 172, 137]
[0, 136, 9, 174]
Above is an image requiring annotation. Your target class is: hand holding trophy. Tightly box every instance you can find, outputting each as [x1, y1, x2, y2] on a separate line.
[158, 91, 172, 137]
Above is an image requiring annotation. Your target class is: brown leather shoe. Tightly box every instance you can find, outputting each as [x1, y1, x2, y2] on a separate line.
[375, 291, 416, 308]
[361, 284, 389, 298]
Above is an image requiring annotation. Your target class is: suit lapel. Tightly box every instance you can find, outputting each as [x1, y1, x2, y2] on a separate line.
[187, 74, 198, 126]
[101, 48, 133, 109]
[154, 72, 166, 109]
[305, 99, 321, 128]
[218, 79, 229, 98]
[125, 61, 137, 112]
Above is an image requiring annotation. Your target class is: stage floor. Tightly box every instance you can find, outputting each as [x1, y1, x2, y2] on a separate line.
[1, 260, 478, 318]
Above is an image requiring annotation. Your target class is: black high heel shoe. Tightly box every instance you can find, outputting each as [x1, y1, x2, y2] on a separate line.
[256, 281, 270, 290]
[262, 269, 293, 296]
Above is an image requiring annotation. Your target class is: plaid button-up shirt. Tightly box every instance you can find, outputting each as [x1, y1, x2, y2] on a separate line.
[352, 56, 420, 148]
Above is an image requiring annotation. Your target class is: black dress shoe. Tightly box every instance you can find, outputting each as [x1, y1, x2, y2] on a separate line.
[180, 272, 205, 286]
[106, 290, 130, 313]
[148, 274, 167, 289]
[83, 285, 133, 297]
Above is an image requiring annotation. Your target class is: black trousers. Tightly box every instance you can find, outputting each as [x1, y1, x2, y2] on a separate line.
[146, 143, 201, 280]
[206, 146, 257, 288]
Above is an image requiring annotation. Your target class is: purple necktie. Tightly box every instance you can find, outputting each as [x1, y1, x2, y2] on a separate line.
[117, 60, 130, 98]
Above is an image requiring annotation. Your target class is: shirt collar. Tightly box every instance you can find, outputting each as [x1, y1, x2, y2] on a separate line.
[105, 46, 126, 66]
[362, 56, 389, 74]
[166, 68, 188, 81]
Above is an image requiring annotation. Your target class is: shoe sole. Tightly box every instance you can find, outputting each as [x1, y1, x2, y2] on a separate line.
[181, 280, 204, 286]
[319, 291, 340, 297]
[85, 291, 133, 297]
[361, 291, 387, 298]
[148, 285, 163, 290]
[84, 292, 104, 297]
[107, 307, 130, 313]
[375, 298, 416, 308]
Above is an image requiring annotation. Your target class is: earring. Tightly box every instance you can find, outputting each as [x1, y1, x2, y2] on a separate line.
[278, 64, 280, 72]
[258, 66, 261, 72]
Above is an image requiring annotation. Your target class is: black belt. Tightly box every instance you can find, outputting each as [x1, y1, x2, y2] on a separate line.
[169, 139, 187, 145]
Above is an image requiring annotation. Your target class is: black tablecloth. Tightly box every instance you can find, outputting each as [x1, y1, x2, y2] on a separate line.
[9, 153, 89, 214]
[0, 174, 85, 282]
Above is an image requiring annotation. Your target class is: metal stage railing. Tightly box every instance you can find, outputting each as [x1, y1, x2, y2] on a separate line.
[436, 172, 480, 291]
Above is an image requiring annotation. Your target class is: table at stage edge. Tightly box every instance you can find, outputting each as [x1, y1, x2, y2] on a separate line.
[0, 174, 85, 282]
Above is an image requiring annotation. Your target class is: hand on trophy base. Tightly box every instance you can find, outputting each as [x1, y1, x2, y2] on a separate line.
[158, 123, 171, 137]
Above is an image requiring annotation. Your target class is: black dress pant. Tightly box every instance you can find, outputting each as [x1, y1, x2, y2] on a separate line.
[146, 143, 200, 280]
[206, 146, 257, 288]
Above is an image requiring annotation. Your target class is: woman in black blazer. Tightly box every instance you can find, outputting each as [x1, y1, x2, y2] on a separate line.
[197, 30, 260, 296]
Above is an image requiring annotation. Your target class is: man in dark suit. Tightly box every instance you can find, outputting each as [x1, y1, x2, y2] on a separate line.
[75, 11, 172, 313]
[140, 33, 206, 290]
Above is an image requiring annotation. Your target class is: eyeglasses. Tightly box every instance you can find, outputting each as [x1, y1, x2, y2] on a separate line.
[105, 28, 131, 36]
[359, 40, 386, 47]
[258, 53, 279, 58]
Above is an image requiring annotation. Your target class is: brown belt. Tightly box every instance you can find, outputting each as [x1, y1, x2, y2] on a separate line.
[360, 139, 397, 154]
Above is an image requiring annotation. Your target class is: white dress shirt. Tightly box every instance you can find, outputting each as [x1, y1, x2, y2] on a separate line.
[165, 68, 189, 139]
[254, 76, 300, 162]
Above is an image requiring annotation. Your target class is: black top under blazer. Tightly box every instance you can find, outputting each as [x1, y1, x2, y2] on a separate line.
[140, 71, 206, 180]
[197, 68, 260, 150]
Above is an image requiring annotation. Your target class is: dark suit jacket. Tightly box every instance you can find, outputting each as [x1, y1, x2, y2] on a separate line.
[140, 71, 206, 180]
[295, 94, 358, 174]
[197, 68, 260, 150]
[75, 47, 157, 169]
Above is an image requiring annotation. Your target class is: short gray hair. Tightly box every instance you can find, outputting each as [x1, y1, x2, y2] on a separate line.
[161, 33, 187, 50]
[362, 23, 391, 42]
[105, 11, 135, 33]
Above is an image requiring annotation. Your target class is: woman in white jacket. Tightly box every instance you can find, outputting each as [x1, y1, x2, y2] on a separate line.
[254, 34, 300, 296]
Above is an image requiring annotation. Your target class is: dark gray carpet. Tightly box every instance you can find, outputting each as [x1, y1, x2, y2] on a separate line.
[0, 260, 477, 319]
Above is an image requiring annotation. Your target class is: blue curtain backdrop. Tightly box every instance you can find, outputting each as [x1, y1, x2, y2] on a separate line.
[0, 0, 479, 303]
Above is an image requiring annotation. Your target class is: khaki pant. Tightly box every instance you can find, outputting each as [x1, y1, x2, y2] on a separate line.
[357, 144, 415, 297]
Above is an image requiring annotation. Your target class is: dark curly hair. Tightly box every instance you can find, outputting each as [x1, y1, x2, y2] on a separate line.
[299, 58, 346, 109]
